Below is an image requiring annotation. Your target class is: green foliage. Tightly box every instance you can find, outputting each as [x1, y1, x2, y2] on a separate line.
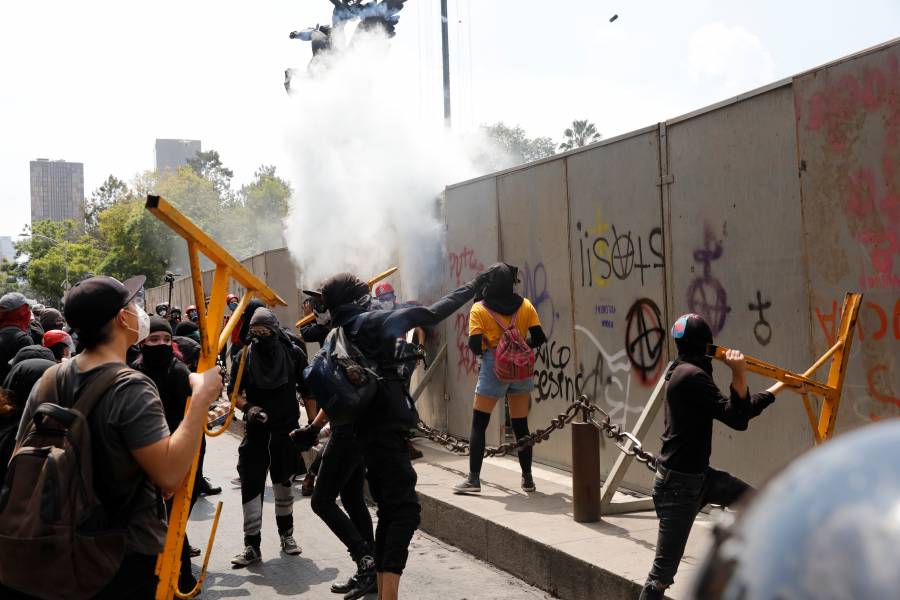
[95, 198, 173, 286]
[85, 175, 129, 233]
[559, 119, 602, 151]
[239, 165, 292, 250]
[480, 122, 556, 168]
[187, 150, 235, 202]
[14, 220, 101, 303]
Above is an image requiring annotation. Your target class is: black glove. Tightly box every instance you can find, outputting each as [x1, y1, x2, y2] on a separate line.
[290, 424, 322, 451]
[243, 404, 268, 425]
[289, 31, 299, 39]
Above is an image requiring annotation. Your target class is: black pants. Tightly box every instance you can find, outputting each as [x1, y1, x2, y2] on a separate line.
[237, 426, 299, 546]
[310, 428, 374, 562]
[165, 467, 200, 580]
[363, 433, 421, 575]
[641, 464, 750, 598]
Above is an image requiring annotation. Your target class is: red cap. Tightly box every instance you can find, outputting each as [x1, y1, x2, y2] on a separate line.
[42, 329, 73, 349]
[374, 283, 395, 298]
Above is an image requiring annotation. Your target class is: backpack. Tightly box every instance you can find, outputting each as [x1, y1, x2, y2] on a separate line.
[303, 318, 381, 427]
[0, 360, 132, 600]
[483, 303, 535, 382]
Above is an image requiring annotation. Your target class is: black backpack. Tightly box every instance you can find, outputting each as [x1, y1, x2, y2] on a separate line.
[304, 318, 381, 426]
[0, 361, 133, 599]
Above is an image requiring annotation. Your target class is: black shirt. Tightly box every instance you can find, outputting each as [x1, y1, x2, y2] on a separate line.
[658, 361, 775, 474]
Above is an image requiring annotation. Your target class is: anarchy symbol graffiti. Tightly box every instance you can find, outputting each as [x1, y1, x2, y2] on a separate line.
[687, 225, 731, 335]
[625, 298, 665, 385]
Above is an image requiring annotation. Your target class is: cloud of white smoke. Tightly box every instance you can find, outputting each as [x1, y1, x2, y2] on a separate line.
[282, 28, 495, 301]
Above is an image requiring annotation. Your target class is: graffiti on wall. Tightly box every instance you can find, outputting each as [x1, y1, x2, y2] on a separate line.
[748, 290, 773, 346]
[448, 246, 485, 380]
[521, 261, 560, 339]
[624, 298, 665, 385]
[448, 246, 485, 287]
[575, 211, 664, 288]
[687, 223, 731, 335]
[575, 325, 643, 425]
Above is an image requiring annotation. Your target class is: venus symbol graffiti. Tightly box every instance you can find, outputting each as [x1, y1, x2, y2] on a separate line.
[687, 224, 731, 335]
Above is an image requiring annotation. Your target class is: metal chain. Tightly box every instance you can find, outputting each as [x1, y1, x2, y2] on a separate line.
[416, 394, 657, 471]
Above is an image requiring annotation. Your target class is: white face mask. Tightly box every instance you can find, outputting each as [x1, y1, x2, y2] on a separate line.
[314, 308, 331, 327]
[125, 304, 151, 344]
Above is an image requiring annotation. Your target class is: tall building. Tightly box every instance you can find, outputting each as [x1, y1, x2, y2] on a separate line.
[0, 236, 14, 264]
[155, 139, 201, 173]
[30, 159, 84, 224]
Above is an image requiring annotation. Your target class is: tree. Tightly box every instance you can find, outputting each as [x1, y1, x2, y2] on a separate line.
[95, 197, 173, 287]
[480, 122, 556, 168]
[84, 175, 129, 233]
[186, 150, 235, 202]
[559, 119, 602, 151]
[14, 220, 101, 304]
[239, 165, 292, 254]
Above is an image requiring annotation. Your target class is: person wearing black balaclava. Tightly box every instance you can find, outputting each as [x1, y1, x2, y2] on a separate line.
[453, 263, 547, 496]
[639, 313, 784, 600]
[134, 316, 201, 592]
[300, 268, 491, 600]
[0, 346, 55, 481]
[229, 308, 305, 567]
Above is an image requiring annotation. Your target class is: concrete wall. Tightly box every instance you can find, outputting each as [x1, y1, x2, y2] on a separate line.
[440, 40, 900, 493]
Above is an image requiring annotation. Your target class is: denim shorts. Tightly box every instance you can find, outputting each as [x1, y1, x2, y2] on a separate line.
[475, 349, 535, 398]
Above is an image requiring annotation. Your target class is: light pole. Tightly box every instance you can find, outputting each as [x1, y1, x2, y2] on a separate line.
[19, 232, 70, 293]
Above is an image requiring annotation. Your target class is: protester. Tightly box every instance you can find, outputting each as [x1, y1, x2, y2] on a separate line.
[42, 329, 74, 362]
[133, 316, 202, 591]
[185, 304, 199, 323]
[0, 275, 222, 599]
[168, 306, 182, 328]
[304, 269, 489, 600]
[453, 263, 546, 495]
[638, 313, 783, 600]
[0, 347, 56, 482]
[154, 302, 170, 318]
[0, 293, 35, 383]
[174, 320, 202, 371]
[38, 307, 66, 334]
[229, 308, 305, 567]
[25, 301, 44, 345]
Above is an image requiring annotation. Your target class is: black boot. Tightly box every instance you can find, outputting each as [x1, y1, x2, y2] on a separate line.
[343, 556, 376, 600]
[199, 476, 222, 496]
[330, 575, 358, 594]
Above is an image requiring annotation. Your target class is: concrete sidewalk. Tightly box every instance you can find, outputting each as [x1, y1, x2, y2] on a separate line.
[410, 438, 715, 600]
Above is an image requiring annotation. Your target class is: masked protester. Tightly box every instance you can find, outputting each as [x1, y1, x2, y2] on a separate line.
[168, 306, 182, 327]
[453, 263, 547, 495]
[38, 308, 66, 334]
[133, 317, 202, 592]
[639, 314, 784, 600]
[185, 305, 199, 324]
[0, 346, 56, 482]
[229, 308, 306, 567]
[42, 329, 74, 362]
[1, 276, 223, 599]
[300, 269, 490, 600]
[0, 293, 36, 383]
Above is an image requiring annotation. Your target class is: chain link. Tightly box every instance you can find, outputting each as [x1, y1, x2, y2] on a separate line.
[416, 395, 657, 472]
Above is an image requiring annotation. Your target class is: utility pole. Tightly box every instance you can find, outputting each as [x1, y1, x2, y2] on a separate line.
[440, 0, 451, 127]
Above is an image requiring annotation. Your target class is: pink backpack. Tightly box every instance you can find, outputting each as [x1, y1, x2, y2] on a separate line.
[483, 303, 535, 382]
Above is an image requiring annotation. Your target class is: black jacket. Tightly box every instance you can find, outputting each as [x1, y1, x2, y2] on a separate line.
[331, 283, 477, 434]
[0, 327, 35, 383]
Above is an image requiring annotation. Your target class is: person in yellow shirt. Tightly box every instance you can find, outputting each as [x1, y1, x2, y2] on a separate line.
[452, 263, 547, 494]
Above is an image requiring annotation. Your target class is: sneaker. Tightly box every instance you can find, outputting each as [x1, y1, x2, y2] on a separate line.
[522, 473, 536, 493]
[301, 472, 316, 497]
[231, 545, 261, 568]
[189, 545, 201, 558]
[199, 476, 222, 496]
[280, 534, 303, 555]
[331, 575, 358, 594]
[230, 476, 241, 486]
[452, 474, 481, 494]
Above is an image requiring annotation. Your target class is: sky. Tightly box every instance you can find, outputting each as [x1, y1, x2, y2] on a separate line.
[0, 0, 897, 238]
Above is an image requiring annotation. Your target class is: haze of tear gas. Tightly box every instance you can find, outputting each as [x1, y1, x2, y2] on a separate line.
[283, 28, 506, 300]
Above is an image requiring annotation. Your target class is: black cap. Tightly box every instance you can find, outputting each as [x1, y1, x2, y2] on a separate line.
[149, 316, 173, 336]
[63, 275, 146, 334]
[318, 273, 368, 310]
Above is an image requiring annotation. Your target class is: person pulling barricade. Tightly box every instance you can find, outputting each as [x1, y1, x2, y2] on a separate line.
[229, 308, 306, 568]
[453, 263, 546, 495]
[639, 313, 784, 600]
[302, 268, 492, 600]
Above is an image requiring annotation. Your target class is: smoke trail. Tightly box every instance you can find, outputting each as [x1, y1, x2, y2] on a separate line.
[282, 28, 497, 300]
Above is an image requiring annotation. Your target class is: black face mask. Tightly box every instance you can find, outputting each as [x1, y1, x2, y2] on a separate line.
[141, 344, 174, 369]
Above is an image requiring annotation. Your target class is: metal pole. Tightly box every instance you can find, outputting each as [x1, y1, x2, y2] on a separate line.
[440, 0, 451, 127]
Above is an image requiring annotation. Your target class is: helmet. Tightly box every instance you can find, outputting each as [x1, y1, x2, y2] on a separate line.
[226, 293, 239, 304]
[185, 304, 199, 321]
[374, 283, 395, 299]
[155, 302, 169, 316]
[690, 419, 900, 599]
[42, 329, 73, 349]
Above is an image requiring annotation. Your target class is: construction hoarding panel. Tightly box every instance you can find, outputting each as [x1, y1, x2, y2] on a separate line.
[665, 83, 814, 486]
[444, 177, 501, 443]
[566, 128, 667, 493]
[497, 158, 576, 469]
[794, 42, 900, 428]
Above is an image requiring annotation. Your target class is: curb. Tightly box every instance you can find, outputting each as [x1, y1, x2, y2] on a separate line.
[417, 492, 647, 600]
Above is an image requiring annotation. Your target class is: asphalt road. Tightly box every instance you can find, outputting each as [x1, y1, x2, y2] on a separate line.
[186, 429, 553, 600]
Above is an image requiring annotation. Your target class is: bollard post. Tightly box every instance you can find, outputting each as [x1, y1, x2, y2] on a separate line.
[571, 421, 601, 523]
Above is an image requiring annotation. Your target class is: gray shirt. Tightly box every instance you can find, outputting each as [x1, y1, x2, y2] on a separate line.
[17, 361, 171, 555]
